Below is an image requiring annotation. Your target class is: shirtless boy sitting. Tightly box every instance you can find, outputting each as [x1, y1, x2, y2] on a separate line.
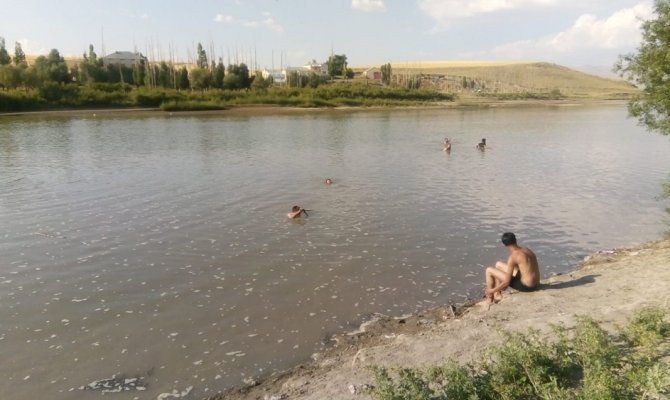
[480, 232, 540, 305]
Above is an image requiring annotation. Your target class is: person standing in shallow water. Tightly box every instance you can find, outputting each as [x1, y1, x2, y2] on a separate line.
[442, 138, 452, 152]
[479, 232, 540, 306]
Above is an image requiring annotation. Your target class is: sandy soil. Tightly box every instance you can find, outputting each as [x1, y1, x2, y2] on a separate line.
[0, 99, 628, 119]
[214, 238, 670, 400]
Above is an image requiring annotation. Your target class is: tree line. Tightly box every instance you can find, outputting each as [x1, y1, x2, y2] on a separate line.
[0, 38, 368, 92]
[0, 40, 273, 91]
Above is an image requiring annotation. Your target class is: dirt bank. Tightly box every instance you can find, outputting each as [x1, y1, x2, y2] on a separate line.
[0, 99, 628, 119]
[214, 238, 670, 400]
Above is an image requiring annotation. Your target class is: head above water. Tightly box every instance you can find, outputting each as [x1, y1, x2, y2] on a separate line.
[501, 232, 517, 246]
[292, 205, 301, 212]
[325, 178, 333, 184]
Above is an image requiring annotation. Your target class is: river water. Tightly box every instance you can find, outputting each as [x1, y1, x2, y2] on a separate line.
[1, 104, 669, 399]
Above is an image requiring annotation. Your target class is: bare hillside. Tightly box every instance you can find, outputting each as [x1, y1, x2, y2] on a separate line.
[353, 61, 638, 99]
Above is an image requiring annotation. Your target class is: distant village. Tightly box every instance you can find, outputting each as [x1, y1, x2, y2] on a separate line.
[98, 50, 382, 84]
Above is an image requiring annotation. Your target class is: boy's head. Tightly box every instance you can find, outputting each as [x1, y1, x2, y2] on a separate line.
[501, 232, 517, 246]
[292, 205, 301, 212]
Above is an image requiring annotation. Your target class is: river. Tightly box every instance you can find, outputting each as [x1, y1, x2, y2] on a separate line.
[1, 104, 669, 399]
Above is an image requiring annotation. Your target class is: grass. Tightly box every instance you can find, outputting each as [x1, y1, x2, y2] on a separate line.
[369, 306, 670, 400]
[0, 82, 455, 113]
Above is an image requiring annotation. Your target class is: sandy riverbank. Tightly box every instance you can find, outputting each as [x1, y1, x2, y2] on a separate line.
[0, 99, 628, 119]
[214, 238, 670, 400]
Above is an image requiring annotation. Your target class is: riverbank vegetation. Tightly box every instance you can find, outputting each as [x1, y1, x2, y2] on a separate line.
[0, 82, 454, 112]
[0, 40, 452, 112]
[370, 306, 670, 400]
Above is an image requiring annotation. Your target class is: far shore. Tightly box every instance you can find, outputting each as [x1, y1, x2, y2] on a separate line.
[210, 237, 670, 400]
[0, 98, 630, 119]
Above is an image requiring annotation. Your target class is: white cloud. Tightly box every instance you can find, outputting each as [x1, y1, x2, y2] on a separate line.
[213, 14, 234, 23]
[418, 0, 556, 21]
[351, 0, 386, 12]
[488, 2, 653, 60]
[213, 12, 283, 32]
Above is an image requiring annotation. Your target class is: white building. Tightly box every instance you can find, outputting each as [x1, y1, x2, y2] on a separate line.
[102, 51, 148, 68]
[362, 67, 382, 80]
[261, 69, 287, 84]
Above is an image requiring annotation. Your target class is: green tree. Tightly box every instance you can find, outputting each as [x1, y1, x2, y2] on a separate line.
[223, 72, 240, 90]
[308, 72, 321, 88]
[31, 49, 71, 84]
[0, 37, 11, 65]
[13, 41, 26, 66]
[212, 59, 225, 89]
[287, 71, 308, 88]
[189, 67, 211, 90]
[615, 0, 670, 135]
[196, 43, 208, 69]
[326, 54, 347, 77]
[79, 45, 107, 84]
[132, 60, 146, 87]
[0, 64, 25, 88]
[251, 73, 270, 91]
[226, 63, 250, 89]
[177, 67, 189, 90]
[157, 62, 173, 88]
[381, 63, 392, 85]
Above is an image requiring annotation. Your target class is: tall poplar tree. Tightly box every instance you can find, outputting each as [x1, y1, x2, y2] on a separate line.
[0, 37, 11, 65]
[14, 41, 26, 65]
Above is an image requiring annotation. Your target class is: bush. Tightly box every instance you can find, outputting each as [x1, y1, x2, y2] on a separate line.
[0, 90, 45, 111]
[369, 307, 670, 400]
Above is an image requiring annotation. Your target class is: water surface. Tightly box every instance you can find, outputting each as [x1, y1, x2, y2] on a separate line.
[1, 105, 669, 399]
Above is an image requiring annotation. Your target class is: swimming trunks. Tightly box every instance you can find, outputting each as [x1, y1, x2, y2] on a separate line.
[510, 273, 536, 292]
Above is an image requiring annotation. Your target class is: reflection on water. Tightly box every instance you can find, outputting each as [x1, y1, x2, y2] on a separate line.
[1, 105, 669, 399]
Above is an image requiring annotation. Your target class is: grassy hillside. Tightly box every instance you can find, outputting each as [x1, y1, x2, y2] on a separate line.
[353, 61, 638, 99]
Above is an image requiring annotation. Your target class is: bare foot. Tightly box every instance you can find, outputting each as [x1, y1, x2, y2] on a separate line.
[475, 298, 492, 310]
[493, 292, 503, 303]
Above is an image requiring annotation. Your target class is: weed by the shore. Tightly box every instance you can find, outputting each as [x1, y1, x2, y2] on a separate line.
[369, 306, 670, 400]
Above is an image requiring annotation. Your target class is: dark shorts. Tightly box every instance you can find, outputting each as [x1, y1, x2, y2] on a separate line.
[510, 273, 536, 292]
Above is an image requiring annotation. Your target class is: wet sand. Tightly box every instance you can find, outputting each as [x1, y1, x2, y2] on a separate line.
[213, 238, 670, 400]
[0, 99, 628, 119]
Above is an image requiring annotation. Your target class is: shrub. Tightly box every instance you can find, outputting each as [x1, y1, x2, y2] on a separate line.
[369, 307, 670, 400]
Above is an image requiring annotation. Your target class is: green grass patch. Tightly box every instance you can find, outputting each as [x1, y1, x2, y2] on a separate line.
[0, 82, 455, 113]
[369, 306, 670, 400]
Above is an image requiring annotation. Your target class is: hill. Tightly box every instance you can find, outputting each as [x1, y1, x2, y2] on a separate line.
[352, 61, 638, 99]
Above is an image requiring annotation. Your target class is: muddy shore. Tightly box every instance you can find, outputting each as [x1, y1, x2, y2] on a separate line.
[0, 98, 628, 119]
[210, 238, 670, 400]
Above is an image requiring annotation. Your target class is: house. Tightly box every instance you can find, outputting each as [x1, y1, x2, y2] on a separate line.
[362, 67, 382, 80]
[303, 60, 328, 74]
[261, 69, 286, 84]
[102, 51, 148, 68]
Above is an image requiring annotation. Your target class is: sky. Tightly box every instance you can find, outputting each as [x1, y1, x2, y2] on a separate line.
[0, 0, 655, 70]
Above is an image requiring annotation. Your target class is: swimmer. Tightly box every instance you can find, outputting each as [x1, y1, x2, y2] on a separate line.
[442, 138, 452, 152]
[325, 178, 333, 185]
[287, 205, 309, 219]
[476, 138, 486, 150]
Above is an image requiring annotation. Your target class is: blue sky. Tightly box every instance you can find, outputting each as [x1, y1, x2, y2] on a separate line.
[0, 0, 654, 69]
